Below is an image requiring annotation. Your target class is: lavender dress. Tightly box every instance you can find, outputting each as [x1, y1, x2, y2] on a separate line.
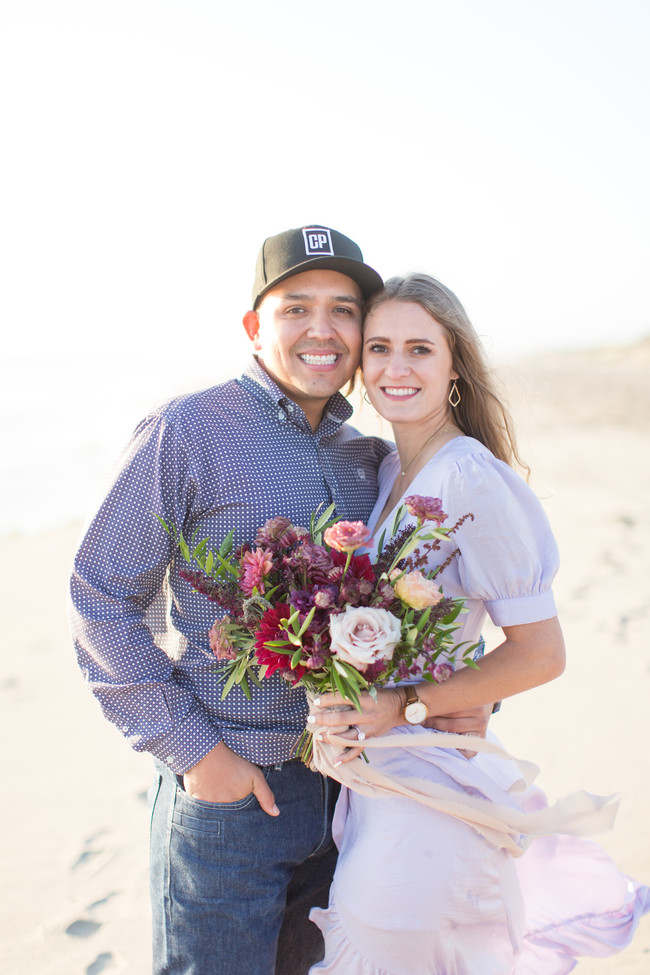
[309, 438, 649, 974]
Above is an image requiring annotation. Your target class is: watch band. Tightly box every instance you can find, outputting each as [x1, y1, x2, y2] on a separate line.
[403, 685, 419, 709]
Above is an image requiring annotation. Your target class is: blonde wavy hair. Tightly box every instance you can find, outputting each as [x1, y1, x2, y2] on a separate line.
[365, 273, 527, 474]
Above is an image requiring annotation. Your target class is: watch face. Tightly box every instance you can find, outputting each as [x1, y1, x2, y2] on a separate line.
[404, 700, 428, 724]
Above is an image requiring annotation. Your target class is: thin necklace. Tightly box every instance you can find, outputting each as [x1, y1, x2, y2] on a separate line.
[400, 422, 457, 478]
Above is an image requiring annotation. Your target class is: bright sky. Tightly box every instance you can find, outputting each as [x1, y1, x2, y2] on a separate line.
[2, 0, 649, 369]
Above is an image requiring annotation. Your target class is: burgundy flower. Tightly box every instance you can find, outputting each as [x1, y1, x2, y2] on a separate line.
[283, 541, 334, 586]
[431, 662, 454, 683]
[404, 495, 447, 526]
[363, 659, 392, 683]
[313, 586, 338, 609]
[329, 549, 375, 584]
[290, 585, 338, 612]
[255, 516, 309, 550]
[372, 579, 397, 608]
[253, 603, 309, 681]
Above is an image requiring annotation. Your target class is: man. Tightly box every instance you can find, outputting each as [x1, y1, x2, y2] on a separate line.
[69, 225, 391, 975]
[70, 224, 492, 974]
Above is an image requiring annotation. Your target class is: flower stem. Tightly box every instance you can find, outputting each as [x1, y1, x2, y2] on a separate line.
[341, 551, 352, 581]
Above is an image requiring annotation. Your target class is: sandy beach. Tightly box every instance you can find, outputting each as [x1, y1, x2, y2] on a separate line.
[2, 341, 649, 974]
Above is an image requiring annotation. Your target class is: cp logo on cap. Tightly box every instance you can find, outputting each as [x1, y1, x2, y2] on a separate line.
[302, 228, 334, 256]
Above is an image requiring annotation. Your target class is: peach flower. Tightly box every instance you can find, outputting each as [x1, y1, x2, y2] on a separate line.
[393, 569, 443, 610]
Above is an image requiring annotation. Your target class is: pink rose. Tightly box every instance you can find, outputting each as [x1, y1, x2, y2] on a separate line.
[329, 606, 401, 672]
[404, 495, 447, 525]
[323, 521, 372, 553]
[393, 569, 443, 610]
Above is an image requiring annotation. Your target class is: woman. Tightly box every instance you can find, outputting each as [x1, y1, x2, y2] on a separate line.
[307, 274, 649, 974]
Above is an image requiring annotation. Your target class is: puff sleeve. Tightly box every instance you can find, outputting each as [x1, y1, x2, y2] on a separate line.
[441, 448, 559, 627]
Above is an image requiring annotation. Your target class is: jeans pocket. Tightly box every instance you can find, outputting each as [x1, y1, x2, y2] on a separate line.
[173, 782, 260, 835]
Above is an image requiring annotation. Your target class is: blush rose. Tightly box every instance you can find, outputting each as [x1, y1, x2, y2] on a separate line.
[329, 606, 401, 672]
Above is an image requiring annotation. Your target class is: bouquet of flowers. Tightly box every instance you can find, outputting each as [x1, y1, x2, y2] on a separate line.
[157, 496, 477, 760]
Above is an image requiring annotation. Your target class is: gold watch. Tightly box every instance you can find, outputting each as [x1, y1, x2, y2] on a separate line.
[402, 685, 428, 725]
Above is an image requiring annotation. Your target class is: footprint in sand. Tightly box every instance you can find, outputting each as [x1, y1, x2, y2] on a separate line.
[71, 831, 113, 874]
[86, 952, 116, 974]
[65, 918, 102, 938]
[87, 893, 116, 911]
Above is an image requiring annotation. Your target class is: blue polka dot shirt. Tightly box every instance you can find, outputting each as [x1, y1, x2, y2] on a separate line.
[69, 358, 391, 773]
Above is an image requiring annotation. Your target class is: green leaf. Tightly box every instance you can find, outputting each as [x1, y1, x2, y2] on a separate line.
[332, 668, 363, 711]
[291, 647, 303, 668]
[415, 606, 432, 632]
[391, 505, 406, 537]
[219, 529, 235, 558]
[192, 538, 208, 561]
[443, 602, 464, 623]
[264, 640, 294, 652]
[332, 668, 348, 701]
[248, 670, 265, 689]
[179, 534, 191, 563]
[285, 608, 301, 632]
[213, 550, 239, 578]
[220, 666, 240, 699]
[313, 502, 337, 534]
[297, 606, 316, 637]
[153, 514, 175, 538]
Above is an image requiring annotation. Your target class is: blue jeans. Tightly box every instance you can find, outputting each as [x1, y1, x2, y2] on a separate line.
[149, 758, 339, 975]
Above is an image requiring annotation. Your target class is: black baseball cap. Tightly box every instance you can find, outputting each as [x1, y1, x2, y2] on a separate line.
[252, 224, 383, 309]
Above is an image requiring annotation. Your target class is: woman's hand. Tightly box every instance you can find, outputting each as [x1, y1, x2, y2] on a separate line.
[307, 687, 404, 763]
[308, 693, 495, 764]
[424, 703, 494, 758]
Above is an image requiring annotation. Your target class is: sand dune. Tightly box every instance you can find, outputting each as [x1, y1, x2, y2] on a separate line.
[2, 341, 649, 973]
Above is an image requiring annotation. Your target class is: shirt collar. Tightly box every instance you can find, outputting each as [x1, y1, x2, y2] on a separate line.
[238, 356, 353, 435]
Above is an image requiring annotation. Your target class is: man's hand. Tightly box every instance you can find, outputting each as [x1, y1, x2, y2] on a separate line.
[182, 742, 280, 816]
[424, 703, 494, 758]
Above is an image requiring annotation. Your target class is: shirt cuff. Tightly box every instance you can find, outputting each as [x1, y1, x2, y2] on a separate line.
[148, 702, 223, 774]
[485, 590, 557, 628]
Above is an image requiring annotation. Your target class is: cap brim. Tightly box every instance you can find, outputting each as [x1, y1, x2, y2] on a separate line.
[254, 257, 383, 308]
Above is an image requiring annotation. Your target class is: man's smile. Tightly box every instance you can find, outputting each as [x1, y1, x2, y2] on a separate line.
[298, 352, 341, 366]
